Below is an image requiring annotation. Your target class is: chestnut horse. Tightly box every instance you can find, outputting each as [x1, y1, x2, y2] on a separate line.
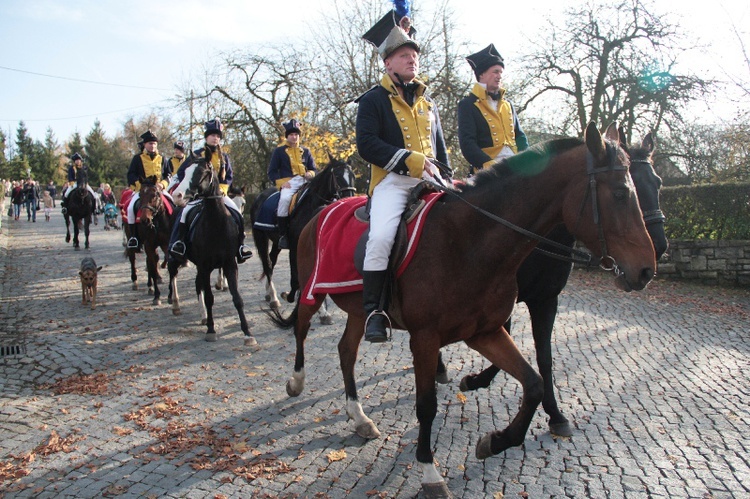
[138, 180, 175, 306]
[456, 129, 667, 437]
[274, 123, 656, 498]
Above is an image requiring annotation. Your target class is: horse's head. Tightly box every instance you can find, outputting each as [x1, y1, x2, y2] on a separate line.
[307, 155, 357, 201]
[139, 179, 162, 228]
[188, 159, 221, 198]
[619, 129, 668, 260]
[76, 168, 89, 191]
[565, 122, 655, 292]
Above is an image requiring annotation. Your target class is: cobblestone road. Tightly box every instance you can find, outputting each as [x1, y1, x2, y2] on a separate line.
[1, 211, 749, 498]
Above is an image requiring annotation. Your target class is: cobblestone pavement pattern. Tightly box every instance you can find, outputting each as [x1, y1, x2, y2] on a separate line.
[1, 212, 749, 499]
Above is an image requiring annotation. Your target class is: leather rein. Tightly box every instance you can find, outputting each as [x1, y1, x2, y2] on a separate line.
[433, 151, 628, 273]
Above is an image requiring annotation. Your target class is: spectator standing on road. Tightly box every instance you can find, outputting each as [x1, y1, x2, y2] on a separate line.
[42, 190, 53, 221]
[11, 182, 24, 221]
[46, 180, 57, 207]
[23, 178, 40, 222]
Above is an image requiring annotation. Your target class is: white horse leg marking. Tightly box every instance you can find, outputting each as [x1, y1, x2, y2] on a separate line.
[267, 280, 280, 309]
[286, 368, 305, 397]
[346, 399, 380, 439]
[317, 297, 333, 325]
[420, 462, 444, 484]
[198, 289, 208, 325]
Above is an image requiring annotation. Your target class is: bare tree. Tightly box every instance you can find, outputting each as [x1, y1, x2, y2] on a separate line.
[517, 0, 713, 139]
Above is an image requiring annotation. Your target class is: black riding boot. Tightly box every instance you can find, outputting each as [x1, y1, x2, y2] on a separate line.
[363, 270, 390, 343]
[127, 224, 140, 250]
[236, 215, 253, 264]
[277, 216, 290, 250]
[170, 222, 189, 261]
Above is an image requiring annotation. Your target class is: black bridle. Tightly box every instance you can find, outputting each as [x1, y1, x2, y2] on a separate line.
[435, 149, 630, 274]
[630, 159, 666, 227]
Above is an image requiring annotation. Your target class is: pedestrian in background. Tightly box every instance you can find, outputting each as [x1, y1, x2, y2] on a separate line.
[43, 190, 53, 221]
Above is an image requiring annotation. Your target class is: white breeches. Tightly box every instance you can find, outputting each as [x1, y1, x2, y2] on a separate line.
[179, 196, 240, 224]
[363, 173, 422, 272]
[495, 146, 515, 161]
[65, 184, 97, 199]
[127, 191, 174, 223]
[277, 176, 307, 217]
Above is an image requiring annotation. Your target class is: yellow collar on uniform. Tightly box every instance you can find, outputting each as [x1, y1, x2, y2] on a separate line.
[471, 82, 506, 102]
[381, 73, 427, 99]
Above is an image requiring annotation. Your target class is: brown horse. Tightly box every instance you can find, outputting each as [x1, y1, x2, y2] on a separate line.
[138, 181, 175, 306]
[273, 123, 656, 498]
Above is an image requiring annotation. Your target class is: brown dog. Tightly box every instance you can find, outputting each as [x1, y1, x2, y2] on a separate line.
[79, 257, 102, 310]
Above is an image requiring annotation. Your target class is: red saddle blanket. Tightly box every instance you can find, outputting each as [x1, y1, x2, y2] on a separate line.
[301, 192, 444, 305]
[135, 193, 174, 223]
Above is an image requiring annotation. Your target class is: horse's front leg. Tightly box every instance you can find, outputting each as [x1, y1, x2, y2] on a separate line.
[224, 264, 256, 346]
[65, 216, 71, 243]
[146, 247, 161, 306]
[168, 258, 180, 311]
[83, 217, 90, 249]
[285, 298, 323, 398]
[196, 269, 215, 341]
[464, 326, 543, 460]
[339, 315, 380, 439]
[73, 219, 80, 250]
[458, 317, 511, 392]
[528, 296, 572, 436]
[410, 335, 452, 498]
[129, 249, 138, 290]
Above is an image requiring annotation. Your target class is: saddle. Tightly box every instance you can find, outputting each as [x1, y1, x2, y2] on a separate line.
[252, 188, 308, 231]
[353, 181, 439, 275]
[185, 201, 244, 242]
[299, 185, 444, 306]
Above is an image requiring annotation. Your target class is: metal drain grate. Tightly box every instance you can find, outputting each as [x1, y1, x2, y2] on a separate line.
[0, 344, 27, 357]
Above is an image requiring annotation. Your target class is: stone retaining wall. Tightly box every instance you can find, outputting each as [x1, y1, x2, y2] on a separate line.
[658, 239, 750, 287]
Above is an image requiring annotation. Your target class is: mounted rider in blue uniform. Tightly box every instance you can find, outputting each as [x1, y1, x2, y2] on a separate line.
[267, 119, 317, 249]
[169, 118, 253, 264]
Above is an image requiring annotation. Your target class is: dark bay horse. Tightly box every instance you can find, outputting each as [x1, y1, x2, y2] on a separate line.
[168, 160, 255, 345]
[455, 129, 667, 437]
[64, 169, 95, 250]
[250, 157, 356, 316]
[138, 180, 175, 305]
[274, 123, 656, 498]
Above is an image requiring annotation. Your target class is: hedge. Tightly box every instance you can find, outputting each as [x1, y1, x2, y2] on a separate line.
[660, 181, 750, 240]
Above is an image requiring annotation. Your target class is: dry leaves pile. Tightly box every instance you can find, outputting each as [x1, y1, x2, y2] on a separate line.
[44, 372, 116, 396]
[0, 430, 84, 485]
[124, 390, 293, 484]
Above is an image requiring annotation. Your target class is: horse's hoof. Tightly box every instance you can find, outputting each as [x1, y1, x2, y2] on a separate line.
[435, 372, 451, 385]
[549, 420, 574, 437]
[422, 481, 453, 499]
[201, 318, 207, 325]
[475, 433, 494, 460]
[205, 333, 217, 342]
[156, 277, 163, 284]
[172, 308, 181, 316]
[148, 289, 154, 296]
[270, 300, 280, 310]
[319, 315, 333, 326]
[355, 421, 381, 440]
[458, 376, 473, 392]
[153, 299, 161, 306]
[132, 283, 138, 291]
[286, 380, 302, 397]
[244, 337, 258, 347]
[75, 247, 80, 251]
[264, 294, 271, 302]
[167, 297, 172, 305]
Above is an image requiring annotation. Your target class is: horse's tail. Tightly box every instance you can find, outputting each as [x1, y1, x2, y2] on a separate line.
[266, 301, 298, 330]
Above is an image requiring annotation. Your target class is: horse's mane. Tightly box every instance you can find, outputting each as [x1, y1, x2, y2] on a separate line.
[304, 159, 347, 198]
[460, 138, 583, 197]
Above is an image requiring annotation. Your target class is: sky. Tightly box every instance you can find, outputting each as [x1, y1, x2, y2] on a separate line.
[1, 0, 748, 147]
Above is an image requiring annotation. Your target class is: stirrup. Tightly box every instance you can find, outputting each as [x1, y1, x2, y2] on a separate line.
[61, 207, 67, 215]
[278, 235, 289, 250]
[237, 245, 253, 263]
[171, 240, 187, 257]
[364, 310, 392, 343]
[126, 237, 139, 249]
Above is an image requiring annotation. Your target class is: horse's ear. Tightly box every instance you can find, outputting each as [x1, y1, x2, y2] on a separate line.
[327, 152, 335, 164]
[603, 122, 619, 143]
[585, 122, 606, 159]
[642, 132, 656, 154]
[617, 125, 628, 150]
